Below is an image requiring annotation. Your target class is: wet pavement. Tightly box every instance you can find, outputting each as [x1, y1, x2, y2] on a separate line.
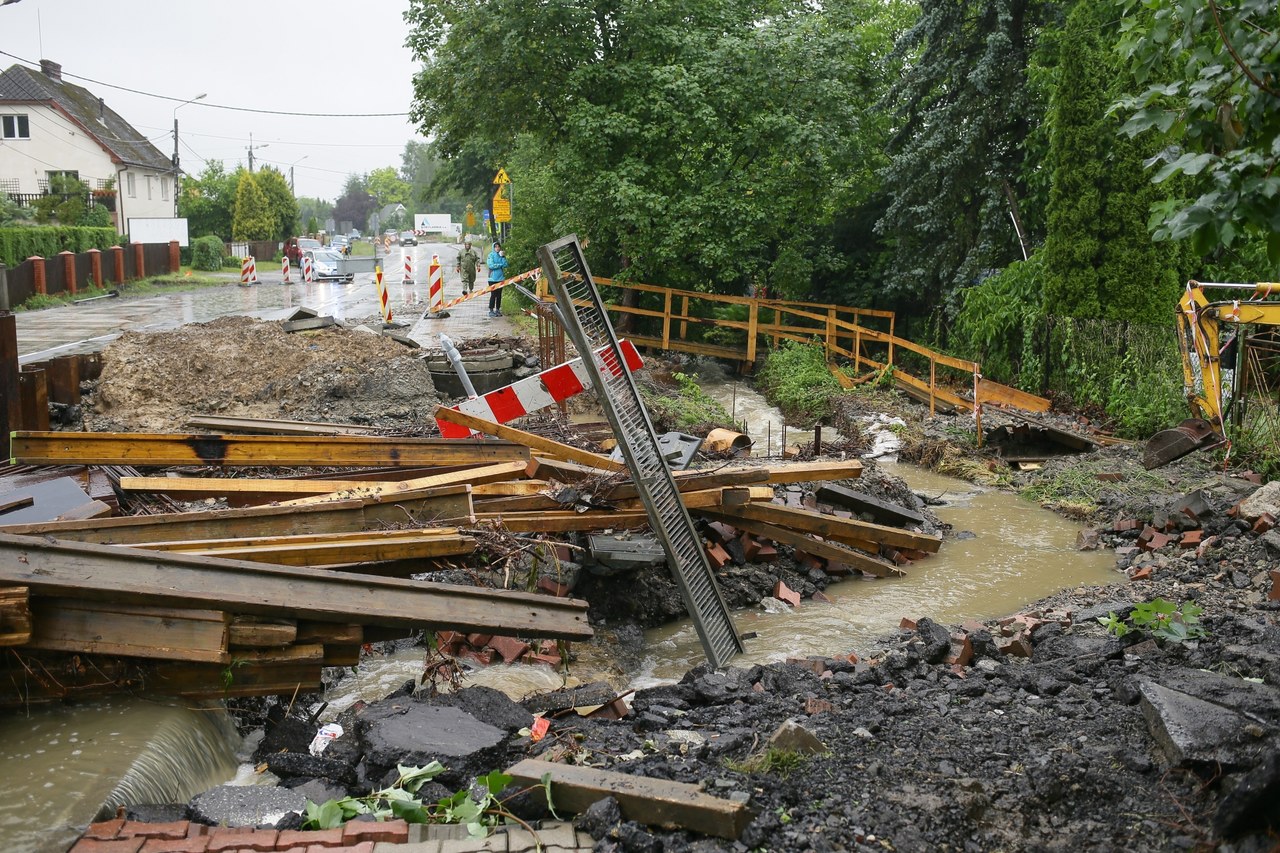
[14, 242, 516, 364]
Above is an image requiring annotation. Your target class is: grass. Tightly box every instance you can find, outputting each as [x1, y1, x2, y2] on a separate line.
[723, 747, 812, 778]
[1019, 459, 1167, 509]
[15, 271, 230, 311]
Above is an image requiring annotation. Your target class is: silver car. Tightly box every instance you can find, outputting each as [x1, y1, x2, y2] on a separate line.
[304, 248, 353, 282]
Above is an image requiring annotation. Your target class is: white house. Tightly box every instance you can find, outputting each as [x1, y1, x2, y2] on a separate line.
[0, 59, 177, 234]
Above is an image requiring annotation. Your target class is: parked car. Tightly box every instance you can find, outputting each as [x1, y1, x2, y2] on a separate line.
[303, 248, 353, 282]
[348, 229, 361, 239]
[400, 231, 418, 247]
[329, 235, 351, 255]
[285, 236, 322, 266]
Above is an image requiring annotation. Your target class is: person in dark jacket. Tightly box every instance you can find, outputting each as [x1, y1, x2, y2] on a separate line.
[486, 243, 509, 317]
[456, 241, 481, 295]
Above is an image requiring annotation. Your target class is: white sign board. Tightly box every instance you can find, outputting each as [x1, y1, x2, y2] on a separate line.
[414, 213, 459, 237]
[127, 217, 190, 247]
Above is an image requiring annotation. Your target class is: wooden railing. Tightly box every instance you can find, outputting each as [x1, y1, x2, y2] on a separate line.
[533, 274, 1049, 422]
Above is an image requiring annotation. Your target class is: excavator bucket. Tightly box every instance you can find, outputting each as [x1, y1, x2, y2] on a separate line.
[1142, 418, 1220, 469]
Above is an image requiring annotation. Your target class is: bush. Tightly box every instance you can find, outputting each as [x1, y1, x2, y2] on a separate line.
[190, 235, 225, 271]
[0, 226, 119, 268]
[757, 341, 844, 425]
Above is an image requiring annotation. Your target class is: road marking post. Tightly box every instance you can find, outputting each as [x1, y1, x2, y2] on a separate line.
[374, 266, 393, 325]
[424, 254, 449, 319]
[240, 256, 258, 286]
[403, 250, 414, 284]
[303, 255, 314, 284]
[282, 256, 292, 284]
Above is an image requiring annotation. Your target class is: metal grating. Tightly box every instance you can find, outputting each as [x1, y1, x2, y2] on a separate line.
[536, 235, 744, 668]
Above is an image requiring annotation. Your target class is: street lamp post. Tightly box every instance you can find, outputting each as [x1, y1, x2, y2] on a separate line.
[288, 156, 308, 194]
[172, 93, 206, 215]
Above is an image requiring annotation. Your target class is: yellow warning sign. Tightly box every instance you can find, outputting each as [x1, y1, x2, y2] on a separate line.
[493, 168, 511, 185]
[492, 192, 511, 223]
[465, 204, 476, 228]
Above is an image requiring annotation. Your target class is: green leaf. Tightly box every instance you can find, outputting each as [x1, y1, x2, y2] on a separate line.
[389, 799, 432, 824]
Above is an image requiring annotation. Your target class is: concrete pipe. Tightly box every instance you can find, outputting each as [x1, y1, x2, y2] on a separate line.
[704, 428, 752, 456]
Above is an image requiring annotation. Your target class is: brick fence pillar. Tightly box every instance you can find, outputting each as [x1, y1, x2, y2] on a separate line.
[169, 240, 181, 273]
[60, 250, 77, 295]
[110, 246, 125, 284]
[88, 248, 103, 288]
[29, 256, 46, 295]
[133, 243, 146, 280]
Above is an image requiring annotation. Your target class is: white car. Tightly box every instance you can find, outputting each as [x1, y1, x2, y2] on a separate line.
[304, 249, 353, 282]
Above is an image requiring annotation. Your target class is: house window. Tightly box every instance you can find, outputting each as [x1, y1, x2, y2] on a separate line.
[161, 177, 169, 201]
[1, 114, 30, 139]
[146, 176, 153, 200]
[126, 173, 136, 197]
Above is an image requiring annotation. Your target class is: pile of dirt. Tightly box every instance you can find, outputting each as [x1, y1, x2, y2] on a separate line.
[86, 316, 442, 432]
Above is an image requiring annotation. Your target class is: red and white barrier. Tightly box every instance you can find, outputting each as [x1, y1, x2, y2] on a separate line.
[374, 266, 392, 323]
[436, 340, 644, 438]
[403, 250, 414, 284]
[425, 254, 444, 317]
[240, 256, 258, 285]
[302, 255, 314, 284]
[282, 256, 292, 284]
[438, 267, 540, 311]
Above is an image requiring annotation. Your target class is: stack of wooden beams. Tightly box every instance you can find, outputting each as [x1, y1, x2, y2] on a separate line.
[0, 409, 940, 707]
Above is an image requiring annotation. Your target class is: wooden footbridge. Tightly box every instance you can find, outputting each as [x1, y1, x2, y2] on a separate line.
[532, 275, 1049, 425]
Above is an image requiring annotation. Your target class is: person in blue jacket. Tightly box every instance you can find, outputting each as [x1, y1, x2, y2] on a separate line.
[486, 242, 509, 317]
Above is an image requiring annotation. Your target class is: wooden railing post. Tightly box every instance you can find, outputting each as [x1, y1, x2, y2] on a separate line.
[680, 295, 689, 340]
[888, 316, 895, 369]
[929, 356, 936, 416]
[29, 256, 46, 295]
[60, 251, 77, 295]
[854, 327, 861, 373]
[825, 308, 835, 360]
[746, 299, 758, 365]
[662, 289, 672, 349]
[88, 248, 103, 288]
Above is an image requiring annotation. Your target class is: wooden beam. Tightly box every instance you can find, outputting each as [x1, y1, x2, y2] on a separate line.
[505, 759, 752, 841]
[28, 599, 231, 663]
[725, 503, 941, 553]
[229, 617, 298, 648]
[433, 407, 625, 472]
[0, 533, 593, 639]
[136, 531, 476, 567]
[9, 431, 530, 468]
[186, 415, 381, 435]
[477, 510, 650, 533]
[472, 480, 554, 497]
[525, 457, 770, 497]
[0, 586, 32, 646]
[276, 461, 525, 507]
[753, 460, 863, 484]
[694, 509, 903, 577]
[118, 475, 397, 498]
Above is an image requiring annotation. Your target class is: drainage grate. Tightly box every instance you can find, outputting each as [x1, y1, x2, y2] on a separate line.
[536, 235, 744, 669]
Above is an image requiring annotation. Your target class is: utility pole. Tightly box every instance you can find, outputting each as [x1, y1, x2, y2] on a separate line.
[247, 133, 269, 173]
[172, 93, 206, 216]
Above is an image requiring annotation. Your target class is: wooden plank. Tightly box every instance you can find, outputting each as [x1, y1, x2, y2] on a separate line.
[526, 457, 770, 496]
[477, 510, 650, 533]
[229, 617, 297, 648]
[18, 367, 50, 431]
[118, 475, 397, 498]
[27, 598, 231, 663]
[324, 645, 362, 667]
[505, 758, 751, 841]
[816, 484, 926, 528]
[296, 622, 363, 644]
[976, 378, 1051, 413]
[53, 500, 114, 521]
[0, 500, 373, 545]
[726, 502, 941, 553]
[472, 480, 554, 497]
[137, 527, 464, 551]
[695, 509, 904, 577]
[277, 462, 523, 507]
[433, 407, 625, 472]
[186, 415, 381, 435]
[142, 533, 476, 566]
[0, 586, 32, 646]
[9, 431, 530, 468]
[730, 460, 863, 484]
[0, 533, 593, 639]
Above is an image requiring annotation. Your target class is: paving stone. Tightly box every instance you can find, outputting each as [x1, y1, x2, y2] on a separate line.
[69, 839, 144, 853]
[1138, 678, 1274, 769]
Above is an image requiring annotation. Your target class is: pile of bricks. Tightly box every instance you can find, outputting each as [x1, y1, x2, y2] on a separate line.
[434, 631, 563, 668]
[69, 817, 409, 852]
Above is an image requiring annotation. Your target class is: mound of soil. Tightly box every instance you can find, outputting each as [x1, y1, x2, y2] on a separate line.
[86, 316, 442, 432]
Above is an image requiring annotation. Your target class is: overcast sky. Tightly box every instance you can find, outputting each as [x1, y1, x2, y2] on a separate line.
[1, 0, 426, 200]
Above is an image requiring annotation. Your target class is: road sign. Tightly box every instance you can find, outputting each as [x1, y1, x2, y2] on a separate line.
[492, 186, 511, 223]
[493, 168, 511, 185]
[465, 204, 476, 228]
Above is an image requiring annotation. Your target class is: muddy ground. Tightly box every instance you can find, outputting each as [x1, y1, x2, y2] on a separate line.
[79, 320, 1280, 851]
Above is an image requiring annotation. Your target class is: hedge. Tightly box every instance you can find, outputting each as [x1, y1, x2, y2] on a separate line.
[0, 226, 119, 269]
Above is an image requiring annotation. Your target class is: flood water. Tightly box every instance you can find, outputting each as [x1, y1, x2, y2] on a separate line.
[0, 699, 240, 853]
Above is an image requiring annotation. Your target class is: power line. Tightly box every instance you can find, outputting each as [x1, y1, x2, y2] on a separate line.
[0, 49, 412, 118]
[131, 123, 409, 149]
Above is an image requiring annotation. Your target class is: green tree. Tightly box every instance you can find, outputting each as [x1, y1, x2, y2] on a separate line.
[297, 198, 333, 235]
[231, 173, 275, 241]
[334, 174, 375, 233]
[179, 161, 240, 240]
[407, 0, 910, 296]
[1113, 0, 1280, 264]
[367, 167, 410, 208]
[254, 167, 299, 241]
[876, 0, 1063, 319]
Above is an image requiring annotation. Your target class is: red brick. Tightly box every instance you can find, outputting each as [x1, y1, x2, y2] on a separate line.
[84, 820, 126, 840]
[553, 543, 573, 561]
[70, 840, 143, 853]
[456, 647, 495, 667]
[122, 821, 193, 841]
[785, 657, 827, 675]
[998, 637, 1032, 658]
[1136, 524, 1156, 543]
[822, 561, 853, 576]
[705, 541, 731, 569]
[1238, 471, 1264, 485]
[741, 534, 762, 561]
[774, 580, 801, 607]
[487, 635, 531, 663]
[466, 633, 493, 647]
[1113, 518, 1141, 533]
[811, 590, 833, 604]
[343, 819, 409, 845]
[899, 616, 917, 630]
[755, 541, 778, 562]
[140, 837, 208, 853]
[323, 843, 375, 853]
[796, 552, 826, 572]
[586, 698, 630, 720]
[525, 653, 563, 667]
[804, 697, 833, 715]
[279, 829, 344, 849]
[1180, 530, 1203, 547]
[1269, 570, 1280, 602]
[1253, 512, 1276, 534]
[890, 550, 913, 567]
[1129, 565, 1153, 581]
[538, 639, 560, 655]
[1095, 472, 1124, 482]
[202, 824, 254, 850]
[537, 576, 570, 597]
[706, 521, 737, 544]
[945, 634, 973, 667]
[961, 619, 986, 634]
